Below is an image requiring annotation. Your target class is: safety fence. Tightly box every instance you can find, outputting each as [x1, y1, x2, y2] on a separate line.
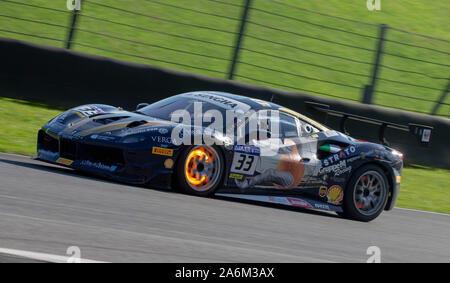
[0, 0, 448, 117]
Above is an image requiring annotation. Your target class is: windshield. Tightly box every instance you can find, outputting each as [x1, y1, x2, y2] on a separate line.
[138, 95, 236, 128]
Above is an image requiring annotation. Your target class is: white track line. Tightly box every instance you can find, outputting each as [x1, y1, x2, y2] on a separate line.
[0, 248, 107, 263]
[394, 207, 449, 216]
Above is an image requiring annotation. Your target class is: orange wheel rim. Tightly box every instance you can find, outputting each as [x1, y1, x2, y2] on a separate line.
[184, 146, 220, 191]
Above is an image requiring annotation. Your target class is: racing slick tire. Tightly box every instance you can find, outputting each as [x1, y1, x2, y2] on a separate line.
[176, 145, 225, 197]
[340, 164, 389, 222]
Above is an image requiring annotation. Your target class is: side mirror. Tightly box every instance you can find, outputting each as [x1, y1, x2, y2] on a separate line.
[136, 103, 149, 111]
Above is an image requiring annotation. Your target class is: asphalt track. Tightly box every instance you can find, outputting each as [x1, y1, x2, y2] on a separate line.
[0, 153, 448, 263]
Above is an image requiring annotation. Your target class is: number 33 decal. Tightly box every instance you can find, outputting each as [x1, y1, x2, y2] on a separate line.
[231, 153, 258, 175]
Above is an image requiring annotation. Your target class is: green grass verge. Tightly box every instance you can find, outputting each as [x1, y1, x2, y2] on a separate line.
[0, 0, 448, 116]
[0, 97, 448, 214]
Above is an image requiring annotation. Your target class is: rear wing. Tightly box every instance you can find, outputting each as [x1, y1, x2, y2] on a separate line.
[305, 101, 433, 147]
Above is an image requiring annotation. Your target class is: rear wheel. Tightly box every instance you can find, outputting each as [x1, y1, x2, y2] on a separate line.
[176, 145, 224, 196]
[339, 165, 389, 222]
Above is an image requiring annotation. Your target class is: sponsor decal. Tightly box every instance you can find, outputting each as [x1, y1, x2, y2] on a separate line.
[319, 160, 347, 175]
[229, 173, 244, 180]
[421, 129, 431, 142]
[314, 203, 331, 210]
[164, 159, 174, 169]
[56, 158, 73, 166]
[152, 147, 174, 157]
[319, 186, 327, 197]
[158, 128, 169, 135]
[233, 145, 260, 156]
[150, 136, 172, 144]
[311, 134, 319, 138]
[184, 92, 249, 110]
[335, 166, 352, 176]
[81, 160, 117, 172]
[286, 197, 313, 209]
[396, 175, 402, 184]
[73, 105, 104, 117]
[322, 145, 356, 167]
[327, 185, 343, 205]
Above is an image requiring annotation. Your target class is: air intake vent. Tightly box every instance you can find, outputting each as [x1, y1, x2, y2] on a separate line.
[94, 116, 130, 124]
[126, 120, 148, 128]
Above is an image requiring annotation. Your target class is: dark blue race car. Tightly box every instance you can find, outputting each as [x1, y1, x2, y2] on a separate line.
[37, 91, 405, 221]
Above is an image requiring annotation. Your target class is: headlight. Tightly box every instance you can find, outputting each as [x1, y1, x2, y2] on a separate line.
[391, 149, 403, 160]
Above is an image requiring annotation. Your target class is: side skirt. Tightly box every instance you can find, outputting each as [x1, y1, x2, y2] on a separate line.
[215, 193, 343, 213]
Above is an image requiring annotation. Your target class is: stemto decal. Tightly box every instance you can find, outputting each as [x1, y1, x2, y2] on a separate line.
[152, 147, 174, 157]
[286, 197, 313, 209]
[81, 160, 117, 172]
[56, 158, 73, 166]
[164, 159, 174, 169]
[322, 145, 356, 167]
[327, 185, 343, 205]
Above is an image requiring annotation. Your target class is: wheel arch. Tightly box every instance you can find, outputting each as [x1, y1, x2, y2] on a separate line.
[350, 160, 395, 211]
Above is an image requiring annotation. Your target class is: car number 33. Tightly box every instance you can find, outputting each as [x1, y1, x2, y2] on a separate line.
[230, 153, 258, 175]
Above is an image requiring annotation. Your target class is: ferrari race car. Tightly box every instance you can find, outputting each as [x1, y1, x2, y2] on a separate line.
[37, 91, 404, 221]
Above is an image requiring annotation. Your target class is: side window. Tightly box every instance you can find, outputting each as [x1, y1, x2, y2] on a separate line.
[279, 114, 299, 138]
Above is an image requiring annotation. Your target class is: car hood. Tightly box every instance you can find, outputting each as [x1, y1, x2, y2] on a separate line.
[44, 104, 177, 138]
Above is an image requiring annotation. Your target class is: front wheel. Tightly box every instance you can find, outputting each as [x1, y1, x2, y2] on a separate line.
[339, 164, 389, 222]
[176, 145, 224, 196]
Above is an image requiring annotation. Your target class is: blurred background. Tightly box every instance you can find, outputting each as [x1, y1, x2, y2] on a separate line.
[0, 0, 448, 117]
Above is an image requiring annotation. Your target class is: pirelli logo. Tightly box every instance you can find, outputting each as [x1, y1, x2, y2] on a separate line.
[56, 157, 73, 166]
[229, 173, 243, 180]
[152, 147, 173, 157]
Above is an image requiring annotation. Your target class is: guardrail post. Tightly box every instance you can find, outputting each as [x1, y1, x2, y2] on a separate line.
[228, 0, 252, 80]
[65, 0, 82, 49]
[431, 79, 450, 116]
[362, 24, 388, 104]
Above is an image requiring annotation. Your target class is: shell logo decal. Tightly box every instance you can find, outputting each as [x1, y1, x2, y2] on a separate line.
[327, 185, 343, 205]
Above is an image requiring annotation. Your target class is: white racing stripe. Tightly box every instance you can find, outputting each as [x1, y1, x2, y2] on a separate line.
[0, 248, 107, 263]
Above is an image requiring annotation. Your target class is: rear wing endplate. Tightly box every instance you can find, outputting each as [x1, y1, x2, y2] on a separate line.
[305, 101, 433, 147]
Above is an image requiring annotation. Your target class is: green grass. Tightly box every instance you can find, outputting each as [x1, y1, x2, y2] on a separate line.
[397, 166, 450, 214]
[0, 97, 62, 156]
[0, 0, 449, 116]
[0, 97, 448, 214]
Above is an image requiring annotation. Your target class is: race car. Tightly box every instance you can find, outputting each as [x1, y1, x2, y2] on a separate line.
[37, 91, 404, 221]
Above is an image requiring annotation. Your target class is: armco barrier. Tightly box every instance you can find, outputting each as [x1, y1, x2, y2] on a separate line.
[0, 38, 449, 169]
